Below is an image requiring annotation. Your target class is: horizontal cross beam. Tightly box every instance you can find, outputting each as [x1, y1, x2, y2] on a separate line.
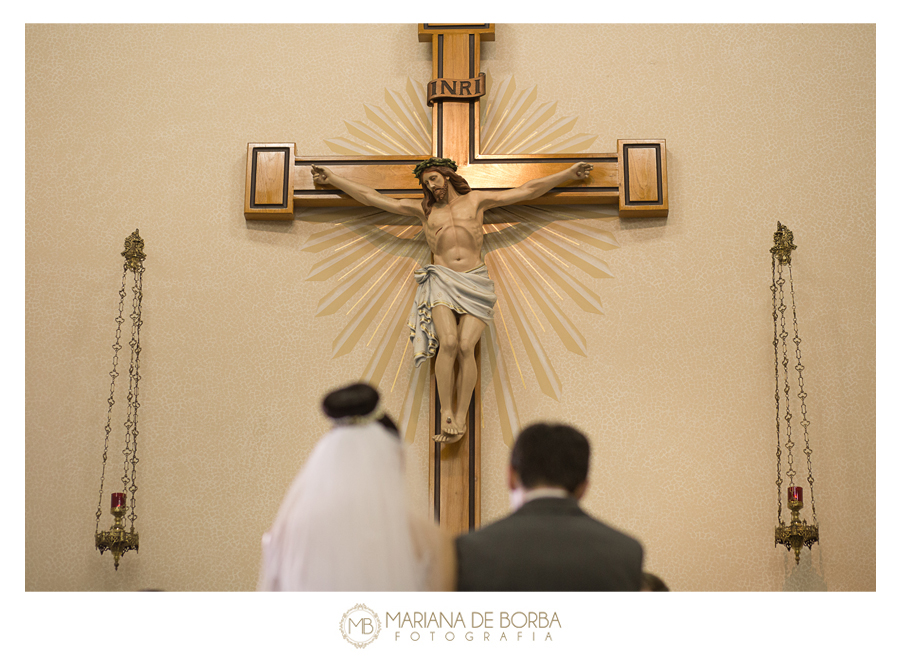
[244, 140, 667, 219]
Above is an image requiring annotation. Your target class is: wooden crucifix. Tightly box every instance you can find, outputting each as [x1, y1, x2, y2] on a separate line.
[244, 24, 668, 537]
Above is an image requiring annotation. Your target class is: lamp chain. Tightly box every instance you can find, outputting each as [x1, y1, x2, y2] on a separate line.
[771, 256, 784, 525]
[777, 261, 796, 486]
[96, 265, 129, 533]
[121, 264, 144, 531]
[788, 267, 817, 525]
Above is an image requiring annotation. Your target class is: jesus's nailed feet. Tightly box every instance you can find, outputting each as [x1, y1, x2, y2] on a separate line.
[432, 430, 464, 444]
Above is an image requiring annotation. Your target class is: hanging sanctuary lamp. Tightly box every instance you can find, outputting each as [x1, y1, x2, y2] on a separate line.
[95, 230, 146, 570]
[770, 222, 819, 564]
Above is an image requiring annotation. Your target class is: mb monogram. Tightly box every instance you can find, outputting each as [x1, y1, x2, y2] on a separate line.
[339, 604, 382, 648]
[340, 606, 560, 646]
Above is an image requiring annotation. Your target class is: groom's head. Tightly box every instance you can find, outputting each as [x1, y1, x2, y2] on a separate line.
[509, 423, 590, 498]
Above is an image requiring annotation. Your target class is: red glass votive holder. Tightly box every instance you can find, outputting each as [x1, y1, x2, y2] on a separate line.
[788, 486, 803, 503]
[111, 492, 126, 509]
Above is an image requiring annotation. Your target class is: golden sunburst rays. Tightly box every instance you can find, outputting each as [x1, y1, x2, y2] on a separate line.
[323, 78, 431, 156]
[483, 321, 520, 445]
[481, 207, 618, 404]
[302, 73, 619, 446]
[480, 71, 599, 155]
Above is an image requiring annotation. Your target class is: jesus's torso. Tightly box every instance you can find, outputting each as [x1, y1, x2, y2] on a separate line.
[421, 192, 485, 272]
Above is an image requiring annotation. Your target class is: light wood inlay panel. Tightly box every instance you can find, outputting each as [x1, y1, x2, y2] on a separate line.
[254, 152, 286, 205]
[627, 147, 659, 202]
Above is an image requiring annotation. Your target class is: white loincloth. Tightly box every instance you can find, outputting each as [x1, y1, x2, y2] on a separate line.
[407, 263, 497, 368]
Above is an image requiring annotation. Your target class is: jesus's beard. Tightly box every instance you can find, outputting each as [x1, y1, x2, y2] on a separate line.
[432, 184, 448, 203]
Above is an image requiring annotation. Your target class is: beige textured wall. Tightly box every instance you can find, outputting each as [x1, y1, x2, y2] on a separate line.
[25, 24, 875, 591]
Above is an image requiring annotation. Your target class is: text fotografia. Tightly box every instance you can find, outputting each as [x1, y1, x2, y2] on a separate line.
[387, 611, 560, 642]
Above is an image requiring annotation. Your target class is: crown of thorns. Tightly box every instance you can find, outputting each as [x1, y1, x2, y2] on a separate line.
[413, 157, 458, 179]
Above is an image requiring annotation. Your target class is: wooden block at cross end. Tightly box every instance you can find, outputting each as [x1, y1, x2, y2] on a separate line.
[618, 139, 668, 219]
[245, 143, 295, 220]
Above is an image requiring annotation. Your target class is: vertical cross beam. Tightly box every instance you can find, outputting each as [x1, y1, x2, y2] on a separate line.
[419, 24, 494, 536]
[419, 23, 494, 167]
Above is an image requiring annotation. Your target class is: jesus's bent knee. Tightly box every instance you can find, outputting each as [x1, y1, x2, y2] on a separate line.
[458, 336, 479, 358]
[438, 334, 459, 355]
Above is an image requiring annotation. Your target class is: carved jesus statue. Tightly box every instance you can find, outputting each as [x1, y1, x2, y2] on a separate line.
[311, 158, 592, 442]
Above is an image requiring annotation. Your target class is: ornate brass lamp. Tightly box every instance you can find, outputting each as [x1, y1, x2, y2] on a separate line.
[95, 230, 145, 570]
[770, 223, 819, 564]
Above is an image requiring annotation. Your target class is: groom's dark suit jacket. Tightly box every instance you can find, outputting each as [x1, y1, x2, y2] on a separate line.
[455, 496, 643, 591]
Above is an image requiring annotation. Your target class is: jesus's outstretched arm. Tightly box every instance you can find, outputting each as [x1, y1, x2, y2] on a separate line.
[479, 162, 592, 211]
[311, 165, 424, 219]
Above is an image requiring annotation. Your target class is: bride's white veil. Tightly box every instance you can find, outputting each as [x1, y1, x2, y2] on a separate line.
[258, 415, 421, 591]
